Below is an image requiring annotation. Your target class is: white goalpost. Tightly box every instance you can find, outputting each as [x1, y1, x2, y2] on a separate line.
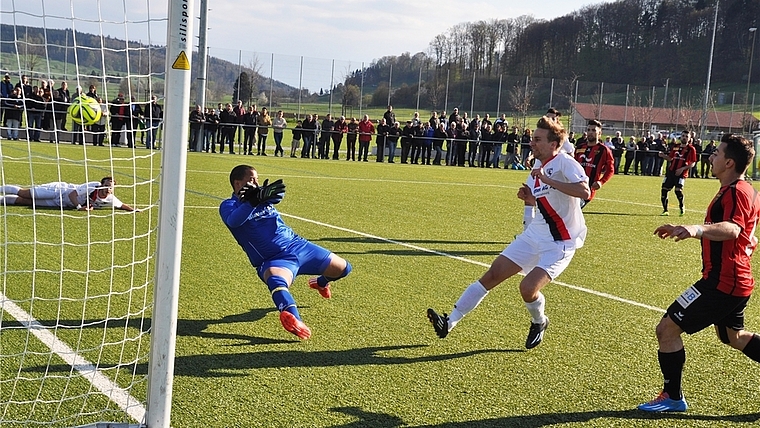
[0, 1, 192, 427]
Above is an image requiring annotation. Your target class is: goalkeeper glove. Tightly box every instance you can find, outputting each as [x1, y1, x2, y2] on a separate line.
[239, 179, 286, 206]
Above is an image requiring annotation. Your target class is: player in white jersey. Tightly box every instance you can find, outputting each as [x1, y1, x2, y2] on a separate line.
[427, 116, 590, 349]
[0, 176, 138, 211]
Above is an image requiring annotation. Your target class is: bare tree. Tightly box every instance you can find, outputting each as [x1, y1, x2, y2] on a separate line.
[247, 56, 263, 106]
[509, 78, 536, 129]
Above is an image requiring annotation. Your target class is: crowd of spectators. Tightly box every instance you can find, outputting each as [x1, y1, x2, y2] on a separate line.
[0, 73, 163, 148]
[0, 74, 721, 179]
[186, 102, 717, 178]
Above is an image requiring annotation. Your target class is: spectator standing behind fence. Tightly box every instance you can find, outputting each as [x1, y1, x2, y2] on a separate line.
[301, 114, 316, 158]
[357, 114, 373, 162]
[188, 104, 205, 152]
[52, 81, 70, 143]
[16, 75, 32, 98]
[400, 120, 414, 164]
[331, 116, 347, 160]
[623, 136, 636, 175]
[479, 123, 494, 168]
[243, 105, 258, 155]
[1, 73, 13, 127]
[26, 86, 44, 142]
[432, 122, 446, 165]
[219, 103, 236, 154]
[311, 114, 321, 159]
[109, 93, 127, 147]
[446, 121, 458, 166]
[520, 128, 532, 167]
[652, 133, 667, 176]
[290, 120, 303, 158]
[467, 115, 481, 167]
[346, 117, 358, 161]
[272, 110, 287, 157]
[92, 97, 108, 147]
[204, 107, 218, 153]
[701, 139, 716, 178]
[71, 86, 86, 145]
[318, 114, 334, 160]
[691, 140, 702, 178]
[233, 100, 246, 147]
[490, 122, 506, 168]
[383, 105, 395, 128]
[611, 131, 624, 174]
[257, 107, 271, 156]
[410, 113, 424, 164]
[386, 121, 401, 163]
[145, 95, 163, 150]
[42, 82, 54, 141]
[503, 126, 519, 169]
[2, 86, 23, 140]
[375, 118, 389, 162]
[420, 122, 434, 165]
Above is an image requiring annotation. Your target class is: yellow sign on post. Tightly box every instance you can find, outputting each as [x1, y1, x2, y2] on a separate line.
[171, 51, 190, 70]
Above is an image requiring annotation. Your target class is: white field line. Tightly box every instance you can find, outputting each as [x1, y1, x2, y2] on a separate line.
[279, 212, 666, 313]
[0, 294, 146, 424]
[190, 203, 664, 311]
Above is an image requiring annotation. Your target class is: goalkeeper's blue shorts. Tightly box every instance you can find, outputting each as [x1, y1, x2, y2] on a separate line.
[257, 237, 333, 279]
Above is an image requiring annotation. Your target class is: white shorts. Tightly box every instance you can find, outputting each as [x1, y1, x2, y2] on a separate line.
[500, 233, 576, 280]
[30, 182, 75, 208]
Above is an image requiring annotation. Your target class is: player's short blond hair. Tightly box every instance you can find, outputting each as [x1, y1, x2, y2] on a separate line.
[535, 116, 567, 147]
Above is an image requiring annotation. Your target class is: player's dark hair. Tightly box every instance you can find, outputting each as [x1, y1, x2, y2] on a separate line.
[546, 107, 560, 117]
[536, 116, 566, 146]
[720, 134, 754, 174]
[229, 164, 255, 188]
[100, 176, 114, 186]
[588, 119, 602, 128]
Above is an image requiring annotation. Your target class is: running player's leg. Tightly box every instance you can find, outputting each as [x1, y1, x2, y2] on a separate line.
[428, 250, 524, 338]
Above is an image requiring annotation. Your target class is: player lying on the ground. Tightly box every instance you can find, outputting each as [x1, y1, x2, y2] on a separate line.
[219, 164, 352, 340]
[0, 176, 138, 211]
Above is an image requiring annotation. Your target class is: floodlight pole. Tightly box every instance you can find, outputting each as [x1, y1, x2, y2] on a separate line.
[700, 0, 719, 139]
[745, 28, 757, 133]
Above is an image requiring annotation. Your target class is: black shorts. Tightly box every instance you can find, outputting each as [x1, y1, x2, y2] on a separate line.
[662, 173, 685, 190]
[666, 278, 749, 334]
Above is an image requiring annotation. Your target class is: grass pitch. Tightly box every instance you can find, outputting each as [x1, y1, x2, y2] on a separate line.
[2, 141, 760, 427]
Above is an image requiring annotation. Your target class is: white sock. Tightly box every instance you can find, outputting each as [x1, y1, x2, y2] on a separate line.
[448, 280, 488, 330]
[524, 292, 546, 324]
[0, 185, 20, 195]
[1, 195, 18, 205]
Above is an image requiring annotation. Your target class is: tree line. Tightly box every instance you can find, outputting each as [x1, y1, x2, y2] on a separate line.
[344, 0, 758, 112]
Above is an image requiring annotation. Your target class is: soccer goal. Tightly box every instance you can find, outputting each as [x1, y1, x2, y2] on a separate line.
[0, 1, 193, 427]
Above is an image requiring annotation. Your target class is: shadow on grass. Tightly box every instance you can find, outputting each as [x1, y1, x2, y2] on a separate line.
[328, 407, 760, 427]
[24, 345, 517, 378]
[4, 308, 294, 346]
[167, 345, 518, 377]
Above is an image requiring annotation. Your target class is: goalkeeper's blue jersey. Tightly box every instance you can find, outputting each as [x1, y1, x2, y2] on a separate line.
[220, 194, 299, 267]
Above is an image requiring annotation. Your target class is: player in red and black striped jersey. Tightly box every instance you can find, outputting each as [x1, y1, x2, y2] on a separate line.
[573, 119, 614, 209]
[638, 134, 760, 413]
[658, 131, 698, 216]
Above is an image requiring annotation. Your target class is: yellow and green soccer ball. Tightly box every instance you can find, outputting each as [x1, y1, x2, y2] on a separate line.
[68, 95, 102, 125]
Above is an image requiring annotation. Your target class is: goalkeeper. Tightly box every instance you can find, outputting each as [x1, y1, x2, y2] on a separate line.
[220, 164, 352, 340]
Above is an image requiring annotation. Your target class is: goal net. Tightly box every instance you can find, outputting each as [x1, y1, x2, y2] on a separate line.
[0, 1, 192, 427]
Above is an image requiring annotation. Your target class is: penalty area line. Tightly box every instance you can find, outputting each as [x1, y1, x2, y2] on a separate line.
[0, 292, 146, 424]
[282, 213, 666, 314]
